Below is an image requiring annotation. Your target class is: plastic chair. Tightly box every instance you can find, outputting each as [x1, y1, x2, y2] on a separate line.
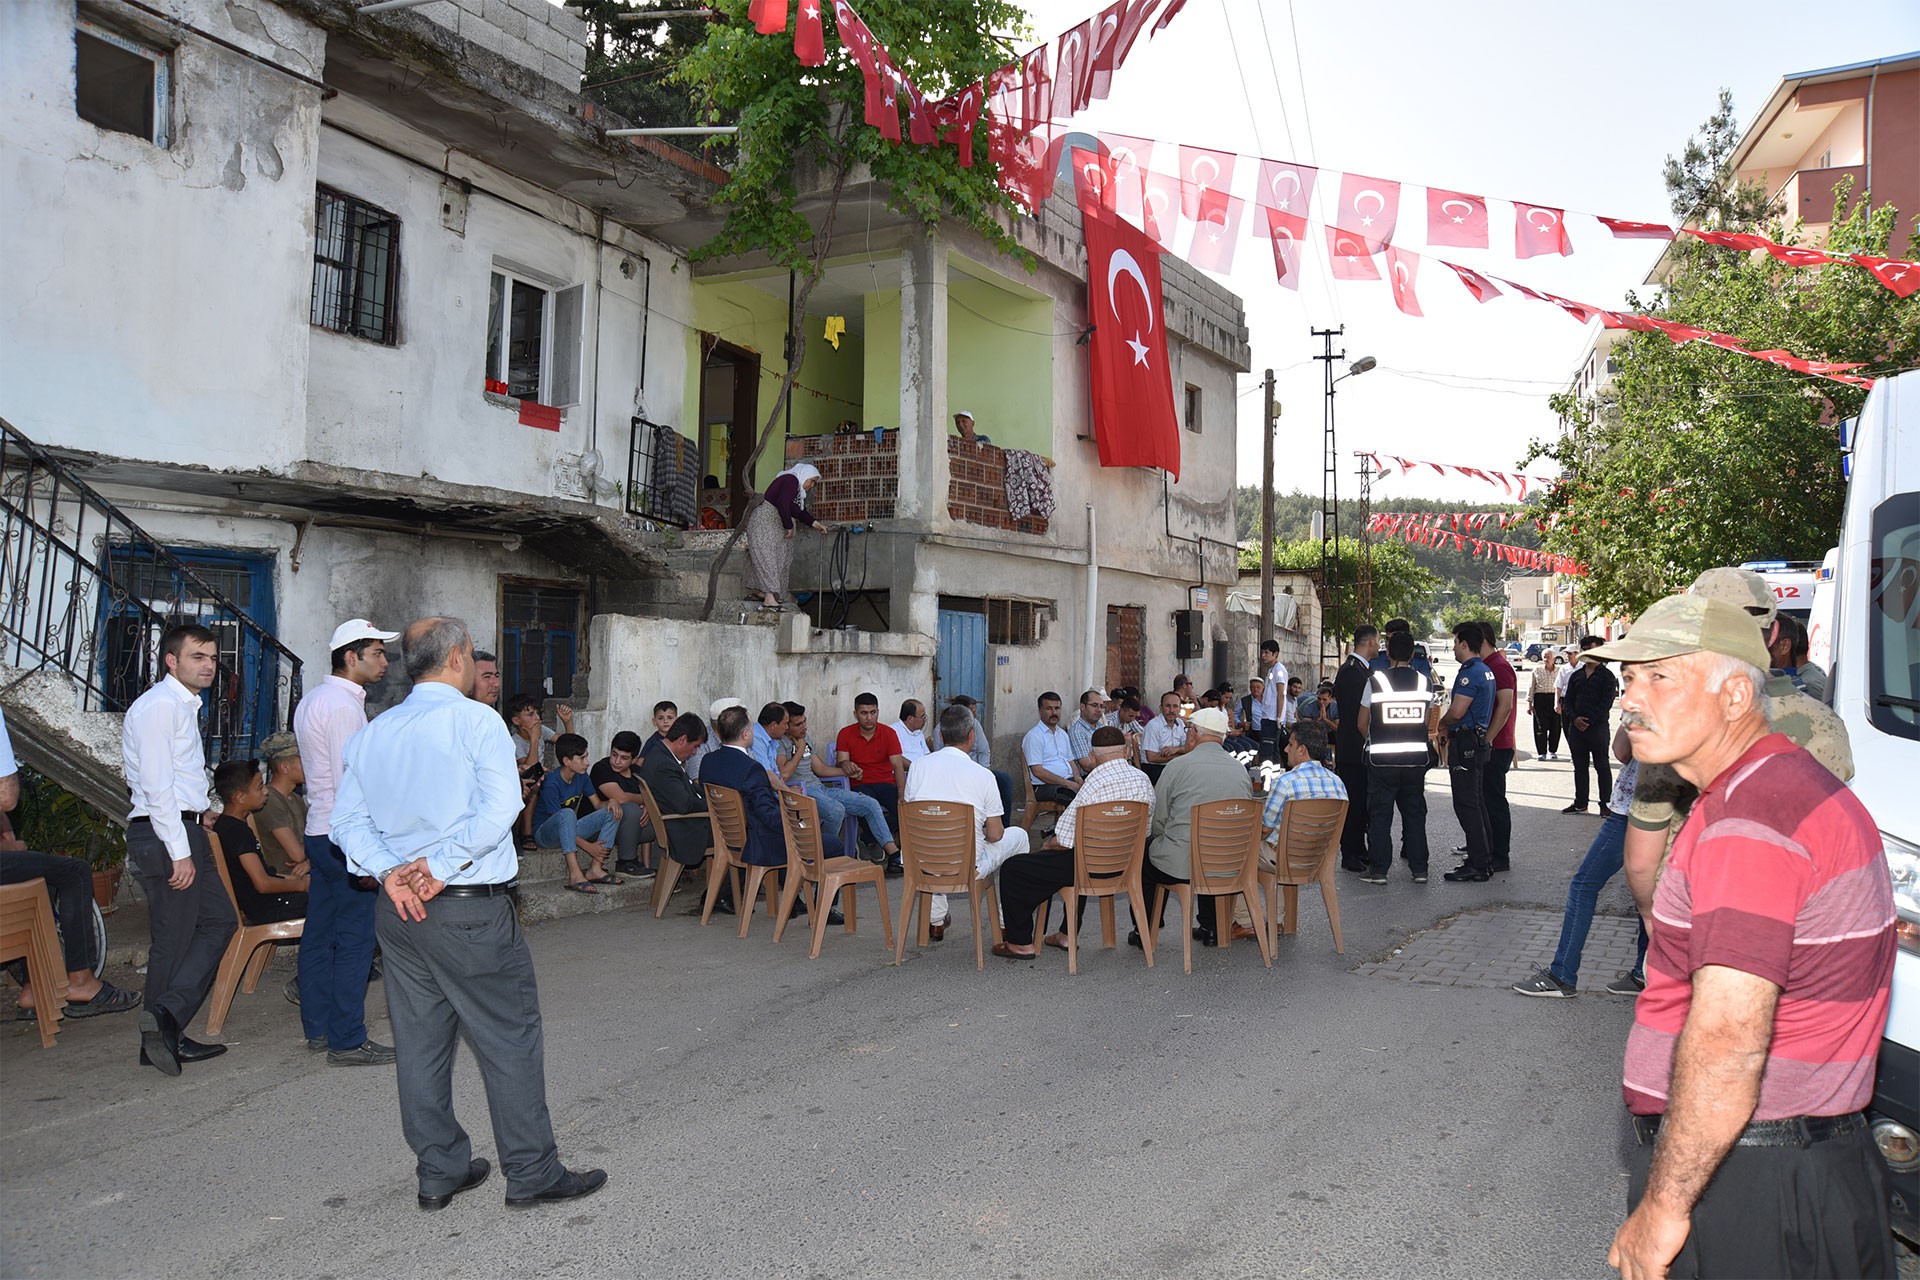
[1151, 798, 1272, 974]
[772, 790, 893, 958]
[811, 746, 864, 859]
[1057, 799, 1154, 973]
[204, 837, 305, 1036]
[640, 778, 718, 918]
[700, 784, 783, 937]
[1018, 749, 1064, 832]
[895, 799, 1002, 970]
[1262, 796, 1348, 955]
[0, 879, 69, 1049]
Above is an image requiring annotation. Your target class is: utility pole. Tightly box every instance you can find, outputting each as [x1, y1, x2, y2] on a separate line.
[1354, 452, 1374, 619]
[1258, 368, 1278, 660]
[1311, 327, 1344, 672]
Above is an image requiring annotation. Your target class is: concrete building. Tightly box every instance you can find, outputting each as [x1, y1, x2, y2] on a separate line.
[1502, 575, 1553, 642]
[1, 0, 1251, 803]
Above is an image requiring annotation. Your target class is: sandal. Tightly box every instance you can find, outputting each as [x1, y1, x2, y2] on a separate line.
[60, 982, 142, 1019]
[518, 837, 539, 852]
[564, 881, 600, 895]
[584, 873, 625, 887]
[1042, 935, 1069, 952]
[990, 942, 1037, 961]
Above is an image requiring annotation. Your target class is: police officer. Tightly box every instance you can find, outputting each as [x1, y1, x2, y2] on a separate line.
[1355, 629, 1432, 883]
[1439, 622, 1497, 882]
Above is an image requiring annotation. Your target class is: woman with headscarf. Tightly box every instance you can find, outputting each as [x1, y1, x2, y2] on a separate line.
[745, 462, 831, 610]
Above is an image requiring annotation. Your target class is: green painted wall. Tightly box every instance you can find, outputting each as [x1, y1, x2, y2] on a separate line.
[788, 314, 864, 444]
[945, 271, 1054, 456]
[863, 288, 902, 434]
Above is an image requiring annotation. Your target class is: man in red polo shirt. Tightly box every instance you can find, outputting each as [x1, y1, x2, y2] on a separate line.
[1595, 594, 1895, 1280]
[835, 691, 907, 875]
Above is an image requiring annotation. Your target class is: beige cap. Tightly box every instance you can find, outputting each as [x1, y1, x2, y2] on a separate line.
[1689, 566, 1777, 625]
[1188, 707, 1230, 736]
[1586, 594, 1771, 671]
[709, 696, 745, 719]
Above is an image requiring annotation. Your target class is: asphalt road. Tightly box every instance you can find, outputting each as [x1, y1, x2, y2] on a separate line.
[1, 731, 1670, 1280]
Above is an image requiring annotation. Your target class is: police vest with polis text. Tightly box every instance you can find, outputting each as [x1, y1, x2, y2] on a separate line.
[1366, 667, 1430, 766]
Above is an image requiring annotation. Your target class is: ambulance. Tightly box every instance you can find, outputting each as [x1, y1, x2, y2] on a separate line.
[1737, 558, 1822, 625]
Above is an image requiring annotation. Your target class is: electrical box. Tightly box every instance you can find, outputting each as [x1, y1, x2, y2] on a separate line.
[1174, 609, 1205, 659]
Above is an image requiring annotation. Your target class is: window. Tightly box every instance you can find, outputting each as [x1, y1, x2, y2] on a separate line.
[75, 21, 169, 146]
[1184, 384, 1202, 434]
[486, 269, 583, 405]
[935, 596, 1047, 646]
[311, 188, 400, 345]
[500, 581, 585, 700]
[1866, 492, 1919, 743]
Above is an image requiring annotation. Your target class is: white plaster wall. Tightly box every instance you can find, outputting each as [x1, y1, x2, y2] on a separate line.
[0, 0, 324, 466]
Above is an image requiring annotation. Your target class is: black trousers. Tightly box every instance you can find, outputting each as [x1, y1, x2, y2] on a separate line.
[1567, 720, 1612, 808]
[1531, 693, 1560, 755]
[0, 849, 98, 972]
[128, 820, 237, 1030]
[999, 849, 1075, 945]
[1365, 764, 1429, 876]
[1626, 1123, 1893, 1278]
[1448, 734, 1491, 872]
[1334, 756, 1370, 864]
[1482, 748, 1513, 867]
[1141, 854, 1223, 932]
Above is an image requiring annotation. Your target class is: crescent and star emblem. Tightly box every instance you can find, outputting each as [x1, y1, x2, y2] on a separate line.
[1270, 169, 1301, 211]
[1354, 188, 1386, 227]
[1189, 155, 1219, 192]
[1106, 248, 1155, 367]
[1441, 198, 1474, 224]
[1527, 208, 1560, 231]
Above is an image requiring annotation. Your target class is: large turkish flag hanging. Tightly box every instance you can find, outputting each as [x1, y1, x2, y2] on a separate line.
[1080, 200, 1181, 477]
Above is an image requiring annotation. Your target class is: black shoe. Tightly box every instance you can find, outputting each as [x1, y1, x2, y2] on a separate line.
[419, 1158, 492, 1211]
[505, 1167, 609, 1209]
[1360, 872, 1389, 884]
[1193, 926, 1218, 948]
[825, 907, 845, 926]
[177, 1037, 228, 1063]
[1126, 929, 1144, 949]
[138, 1008, 181, 1077]
[615, 860, 644, 877]
[884, 857, 904, 877]
[1490, 861, 1511, 874]
[1411, 871, 1429, 883]
[1442, 866, 1491, 882]
[1340, 860, 1368, 875]
[1560, 803, 1590, 814]
[711, 897, 737, 917]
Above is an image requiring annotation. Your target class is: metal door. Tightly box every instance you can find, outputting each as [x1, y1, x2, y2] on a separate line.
[936, 608, 987, 707]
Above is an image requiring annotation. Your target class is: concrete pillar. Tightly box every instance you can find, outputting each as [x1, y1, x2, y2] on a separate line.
[895, 230, 948, 524]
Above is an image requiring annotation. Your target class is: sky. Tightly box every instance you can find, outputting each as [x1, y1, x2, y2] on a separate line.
[1017, 0, 1920, 503]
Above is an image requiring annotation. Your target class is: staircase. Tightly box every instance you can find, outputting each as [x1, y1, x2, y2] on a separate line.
[0, 418, 303, 820]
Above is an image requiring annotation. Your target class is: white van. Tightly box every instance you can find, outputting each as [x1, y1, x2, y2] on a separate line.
[1828, 367, 1919, 1241]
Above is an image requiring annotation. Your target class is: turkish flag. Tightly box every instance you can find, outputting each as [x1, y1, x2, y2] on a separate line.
[1254, 159, 1316, 236]
[1686, 228, 1768, 252]
[1326, 227, 1381, 280]
[989, 120, 1053, 212]
[1597, 216, 1675, 240]
[1265, 208, 1302, 291]
[793, 0, 824, 64]
[1515, 203, 1572, 257]
[1070, 147, 1116, 213]
[1544, 293, 1606, 324]
[1019, 44, 1053, 134]
[1444, 260, 1501, 302]
[932, 82, 982, 165]
[1425, 188, 1488, 249]
[750, 0, 788, 35]
[1081, 203, 1182, 477]
[1762, 242, 1834, 268]
[1385, 245, 1423, 317]
[1098, 132, 1154, 220]
[1187, 195, 1245, 274]
[1153, 0, 1186, 34]
[1852, 253, 1920, 298]
[1336, 172, 1399, 243]
[1141, 169, 1182, 250]
[1178, 145, 1236, 220]
[1052, 19, 1095, 119]
[1089, 0, 1162, 98]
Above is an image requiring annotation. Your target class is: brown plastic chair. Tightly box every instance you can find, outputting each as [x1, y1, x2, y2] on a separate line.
[1057, 798, 1154, 973]
[1150, 798, 1272, 974]
[1262, 796, 1348, 955]
[895, 799, 1002, 969]
[0, 879, 69, 1049]
[204, 833, 305, 1036]
[1018, 749, 1064, 832]
[639, 778, 718, 918]
[700, 784, 782, 937]
[772, 790, 893, 958]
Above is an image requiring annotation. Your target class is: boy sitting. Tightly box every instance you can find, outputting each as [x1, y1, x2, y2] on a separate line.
[210, 759, 309, 925]
[534, 733, 622, 894]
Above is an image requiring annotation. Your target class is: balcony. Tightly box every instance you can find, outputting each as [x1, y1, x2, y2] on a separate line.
[1773, 164, 1866, 229]
[782, 432, 1053, 535]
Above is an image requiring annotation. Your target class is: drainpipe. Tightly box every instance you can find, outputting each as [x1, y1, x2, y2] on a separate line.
[1085, 503, 1099, 694]
[1865, 62, 1880, 196]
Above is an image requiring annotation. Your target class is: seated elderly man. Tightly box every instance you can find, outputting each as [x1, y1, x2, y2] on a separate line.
[994, 726, 1155, 959]
[1021, 692, 1080, 805]
[1133, 706, 1257, 949]
[904, 705, 1029, 941]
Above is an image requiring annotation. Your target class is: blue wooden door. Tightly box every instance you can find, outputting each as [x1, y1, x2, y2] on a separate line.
[937, 608, 987, 707]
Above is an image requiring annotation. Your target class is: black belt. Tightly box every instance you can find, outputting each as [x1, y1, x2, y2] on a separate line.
[130, 812, 202, 826]
[435, 882, 518, 899]
[1631, 1110, 1867, 1148]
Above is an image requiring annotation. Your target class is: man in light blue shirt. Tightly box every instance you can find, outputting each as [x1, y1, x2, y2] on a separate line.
[331, 616, 606, 1213]
[751, 703, 787, 776]
[1020, 691, 1079, 804]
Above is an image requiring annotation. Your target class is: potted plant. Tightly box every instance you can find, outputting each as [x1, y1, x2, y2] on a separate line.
[13, 769, 128, 913]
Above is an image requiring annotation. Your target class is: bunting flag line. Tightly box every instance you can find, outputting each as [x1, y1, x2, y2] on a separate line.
[1373, 510, 1562, 532]
[1360, 452, 1557, 498]
[1369, 514, 1587, 576]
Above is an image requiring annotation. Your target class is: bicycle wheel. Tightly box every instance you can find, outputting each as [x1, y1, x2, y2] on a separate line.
[88, 900, 107, 977]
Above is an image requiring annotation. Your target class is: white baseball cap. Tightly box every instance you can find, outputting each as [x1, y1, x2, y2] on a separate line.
[709, 696, 745, 719]
[329, 618, 398, 650]
[1188, 707, 1230, 736]
[953, 410, 973, 419]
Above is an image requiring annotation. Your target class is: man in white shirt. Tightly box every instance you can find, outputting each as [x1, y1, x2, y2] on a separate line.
[1259, 639, 1290, 761]
[1139, 690, 1192, 783]
[904, 706, 1030, 938]
[123, 624, 236, 1076]
[1019, 691, 1079, 804]
[293, 618, 400, 1067]
[887, 699, 931, 767]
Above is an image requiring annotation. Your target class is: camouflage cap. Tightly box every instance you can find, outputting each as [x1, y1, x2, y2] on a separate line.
[1585, 593, 1771, 670]
[1688, 566, 1777, 625]
[259, 731, 300, 761]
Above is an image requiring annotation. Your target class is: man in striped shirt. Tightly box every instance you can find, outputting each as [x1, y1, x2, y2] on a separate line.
[1594, 594, 1895, 1280]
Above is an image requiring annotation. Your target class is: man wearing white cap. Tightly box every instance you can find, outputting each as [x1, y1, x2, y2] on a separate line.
[951, 411, 991, 445]
[689, 695, 743, 783]
[293, 618, 400, 1066]
[1138, 706, 1258, 948]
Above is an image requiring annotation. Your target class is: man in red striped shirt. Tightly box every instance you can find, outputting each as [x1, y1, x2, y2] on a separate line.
[1593, 594, 1896, 1279]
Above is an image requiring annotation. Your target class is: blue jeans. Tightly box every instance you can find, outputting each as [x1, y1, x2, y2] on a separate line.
[534, 806, 617, 857]
[807, 784, 893, 849]
[1549, 810, 1650, 986]
[297, 834, 377, 1051]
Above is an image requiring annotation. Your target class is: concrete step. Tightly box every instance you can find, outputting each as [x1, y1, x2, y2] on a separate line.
[1, 664, 133, 823]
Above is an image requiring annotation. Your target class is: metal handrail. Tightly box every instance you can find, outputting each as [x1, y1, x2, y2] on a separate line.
[0, 417, 303, 762]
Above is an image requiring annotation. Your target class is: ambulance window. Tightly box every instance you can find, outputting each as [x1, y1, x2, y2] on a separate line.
[1867, 492, 1920, 742]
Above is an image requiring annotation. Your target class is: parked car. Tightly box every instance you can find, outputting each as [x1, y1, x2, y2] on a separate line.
[1524, 643, 1547, 662]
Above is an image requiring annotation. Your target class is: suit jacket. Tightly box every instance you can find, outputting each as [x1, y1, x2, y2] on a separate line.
[696, 745, 787, 867]
[638, 741, 712, 866]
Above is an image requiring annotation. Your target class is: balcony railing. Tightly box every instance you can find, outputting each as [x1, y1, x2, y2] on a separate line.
[0, 418, 303, 762]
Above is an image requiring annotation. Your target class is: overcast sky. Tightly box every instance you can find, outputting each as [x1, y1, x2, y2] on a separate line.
[1018, 0, 1920, 503]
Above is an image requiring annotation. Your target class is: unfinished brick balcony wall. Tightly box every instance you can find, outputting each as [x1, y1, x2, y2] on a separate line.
[946, 438, 1049, 535]
[788, 432, 898, 524]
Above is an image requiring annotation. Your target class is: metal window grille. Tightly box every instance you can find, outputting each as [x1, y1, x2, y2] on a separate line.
[626, 417, 697, 528]
[311, 187, 399, 345]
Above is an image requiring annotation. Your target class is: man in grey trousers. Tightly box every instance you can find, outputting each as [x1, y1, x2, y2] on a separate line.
[330, 616, 607, 1212]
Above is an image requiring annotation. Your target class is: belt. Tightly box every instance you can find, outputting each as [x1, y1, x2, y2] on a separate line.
[435, 881, 519, 899]
[1630, 1110, 1867, 1148]
[130, 812, 202, 826]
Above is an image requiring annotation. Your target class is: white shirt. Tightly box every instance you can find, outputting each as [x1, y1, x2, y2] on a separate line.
[902, 746, 1004, 872]
[1260, 660, 1290, 725]
[1140, 715, 1189, 756]
[888, 719, 930, 764]
[294, 674, 369, 836]
[0, 705, 15, 777]
[121, 674, 210, 862]
[1554, 664, 1575, 698]
[1020, 721, 1075, 783]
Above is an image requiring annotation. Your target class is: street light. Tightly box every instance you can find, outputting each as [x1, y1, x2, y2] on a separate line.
[1311, 329, 1375, 668]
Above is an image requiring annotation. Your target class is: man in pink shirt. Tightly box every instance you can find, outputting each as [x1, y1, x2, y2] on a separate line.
[293, 618, 400, 1067]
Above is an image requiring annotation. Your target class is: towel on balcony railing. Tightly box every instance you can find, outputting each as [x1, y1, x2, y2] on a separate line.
[1003, 449, 1054, 522]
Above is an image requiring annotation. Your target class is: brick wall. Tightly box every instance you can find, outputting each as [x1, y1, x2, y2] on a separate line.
[788, 432, 899, 524]
[946, 438, 1049, 535]
[421, 0, 588, 88]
